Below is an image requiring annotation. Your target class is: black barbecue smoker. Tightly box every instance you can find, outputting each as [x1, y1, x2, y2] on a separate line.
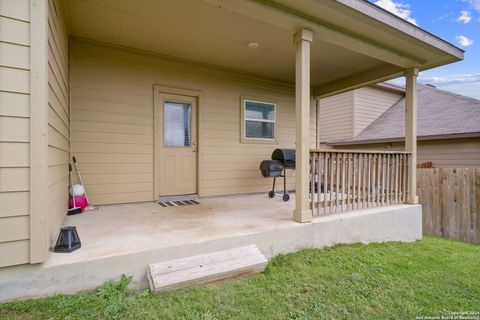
[259, 149, 295, 201]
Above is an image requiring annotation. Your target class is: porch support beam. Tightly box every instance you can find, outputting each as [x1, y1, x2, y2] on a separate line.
[293, 29, 313, 223]
[405, 67, 419, 204]
[314, 64, 403, 99]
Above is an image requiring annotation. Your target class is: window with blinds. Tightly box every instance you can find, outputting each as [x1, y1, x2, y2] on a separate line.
[164, 101, 192, 147]
[243, 100, 276, 140]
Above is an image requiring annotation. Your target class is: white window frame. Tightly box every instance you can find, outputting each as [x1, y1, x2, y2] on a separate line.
[241, 98, 277, 143]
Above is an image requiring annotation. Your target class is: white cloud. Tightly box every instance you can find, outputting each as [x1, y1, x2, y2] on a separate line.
[456, 35, 474, 46]
[457, 10, 472, 23]
[435, 83, 480, 100]
[419, 73, 480, 85]
[390, 73, 480, 100]
[464, 0, 480, 21]
[374, 0, 417, 25]
[464, 0, 480, 11]
[419, 73, 480, 99]
[434, 13, 449, 21]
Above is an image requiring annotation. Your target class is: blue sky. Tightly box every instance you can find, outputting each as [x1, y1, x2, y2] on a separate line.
[371, 0, 480, 99]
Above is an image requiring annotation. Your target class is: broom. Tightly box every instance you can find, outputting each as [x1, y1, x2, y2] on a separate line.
[67, 164, 82, 215]
[72, 156, 97, 211]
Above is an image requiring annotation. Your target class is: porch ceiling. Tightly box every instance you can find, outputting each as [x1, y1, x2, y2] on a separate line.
[61, 0, 463, 97]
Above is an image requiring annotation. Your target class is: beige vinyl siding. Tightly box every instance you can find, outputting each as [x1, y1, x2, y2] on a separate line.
[318, 91, 354, 143]
[0, 0, 31, 268]
[70, 39, 316, 204]
[353, 86, 403, 135]
[47, 0, 69, 246]
[417, 138, 480, 167]
[335, 137, 480, 167]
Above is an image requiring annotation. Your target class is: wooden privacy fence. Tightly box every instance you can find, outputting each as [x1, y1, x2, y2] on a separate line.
[310, 150, 411, 216]
[418, 168, 480, 244]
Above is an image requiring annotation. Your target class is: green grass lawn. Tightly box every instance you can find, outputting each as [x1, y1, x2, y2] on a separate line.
[1, 236, 479, 320]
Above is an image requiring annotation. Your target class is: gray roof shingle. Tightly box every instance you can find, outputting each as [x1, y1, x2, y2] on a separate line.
[330, 84, 480, 145]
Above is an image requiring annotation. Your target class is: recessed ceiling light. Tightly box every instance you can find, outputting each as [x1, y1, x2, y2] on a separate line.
[248, 42, 258, 49]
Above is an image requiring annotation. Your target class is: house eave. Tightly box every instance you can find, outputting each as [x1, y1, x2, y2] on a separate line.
[373, 82, 405, 93]
[327, 131, 480, 146]
[336, 0, 465, 60]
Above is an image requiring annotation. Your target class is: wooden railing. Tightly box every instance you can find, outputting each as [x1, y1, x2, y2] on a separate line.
[310, 149, 412, 216]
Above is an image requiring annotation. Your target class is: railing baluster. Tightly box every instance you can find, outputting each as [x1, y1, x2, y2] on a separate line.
[318, 152, 322, 213]
[323, 152, 329, 215]
[372, 154, 375, 207]
[371, 154, 375, 207]
[316, 152, 320, 214]
[392, 154, 395, 204]
[346, 153, 351, 211]
[358, 153, 362, 209]
[352, 153, 357, 210]
[382, 154, 386, 205]
[378, 154, 383, 206]
[403, 154, 408, 203]
[335, 153, 340, 213]
[398, 154, 402, 203]
[392, 154, 396, 204]
[367, 153, 372, 208]
[394, 154, 398, 204]
[401, 154, 404, 203]
[371, 154, 376, 207]
[362, 154, 366, 209]
[330, 152, 334, 214]
[395, 154, 399, 204]
[340, 153, 346, 212]
[314, 152, 318, 215]
[317, 152, 322, 214]
[311, 152, 316, 215]
[386, 154, 390, 205]
[376, 153, 381, 207]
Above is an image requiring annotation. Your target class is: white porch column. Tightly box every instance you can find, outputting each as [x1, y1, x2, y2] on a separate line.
[405, 67, 419, 204]
[293, 29, 313, 223]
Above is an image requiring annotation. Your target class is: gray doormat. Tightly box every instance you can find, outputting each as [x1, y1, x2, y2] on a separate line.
[158, 200, 199, 207]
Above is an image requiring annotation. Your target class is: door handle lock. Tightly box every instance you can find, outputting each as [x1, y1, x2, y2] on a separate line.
[192, 141, 197, 152]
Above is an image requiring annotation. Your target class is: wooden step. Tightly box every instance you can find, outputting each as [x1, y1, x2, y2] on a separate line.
[147, 245, 267, 292]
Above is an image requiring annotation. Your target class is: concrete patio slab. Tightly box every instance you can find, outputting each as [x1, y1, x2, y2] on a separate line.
[0, 194, 421, 302]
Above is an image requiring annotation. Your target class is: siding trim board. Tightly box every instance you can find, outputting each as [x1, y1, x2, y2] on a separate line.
[0, 0, 33, 267]
[46, 0, 70, 249]
[29, 0, 49, 263]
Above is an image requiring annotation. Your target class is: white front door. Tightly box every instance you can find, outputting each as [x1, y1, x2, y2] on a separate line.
[155, 93, 197, 197]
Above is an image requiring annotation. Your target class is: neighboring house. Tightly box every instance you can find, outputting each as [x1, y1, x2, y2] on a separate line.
[318, 83, 405, 143]
[0, 0, 463, 301]
[323, 84, 480, 168]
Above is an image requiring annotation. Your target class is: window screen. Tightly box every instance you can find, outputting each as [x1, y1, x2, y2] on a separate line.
[164, 101, 191, 147]
[244, 100, 275, 140]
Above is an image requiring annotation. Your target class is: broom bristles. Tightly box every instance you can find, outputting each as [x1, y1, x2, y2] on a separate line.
[67, 207, 82, 215]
